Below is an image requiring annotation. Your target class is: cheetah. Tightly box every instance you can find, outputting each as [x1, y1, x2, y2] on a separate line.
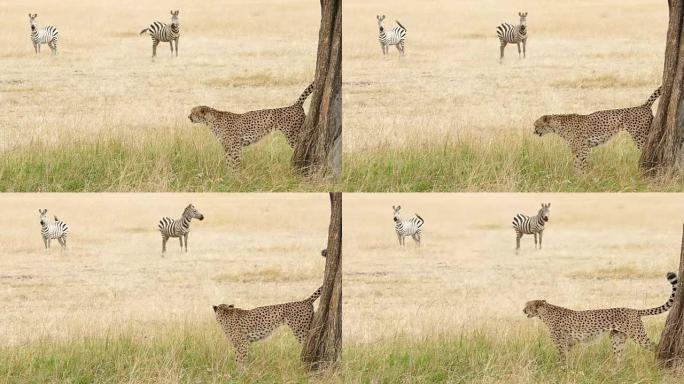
[213, 285, 322, 366]
[533, 87, 661, 173]
[188, 82, 314, 168]
[524, 272, 678, 362]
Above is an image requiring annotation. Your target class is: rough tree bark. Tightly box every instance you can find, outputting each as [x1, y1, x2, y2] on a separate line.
[657, 224, 684, 368]
[640, 0, 684, 174]
[301, 192, 342, 370]
[291, 0, 342, 180]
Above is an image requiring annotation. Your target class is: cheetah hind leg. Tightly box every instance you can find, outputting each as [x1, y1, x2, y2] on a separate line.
[610, 330, 627, 362]
[630, 322, 657, 351]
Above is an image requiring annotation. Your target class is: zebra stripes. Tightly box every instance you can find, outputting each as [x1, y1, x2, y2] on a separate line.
[158, 203, 204, 254]
[29, 14, 58, 55]
[496, 11, 527, 61]
[377, 15, 406, 56]
[38, 209, 68, 251]
[393, 205, 424, 246]
[512, 203, 550, 251]
[140, 10, 180, 57]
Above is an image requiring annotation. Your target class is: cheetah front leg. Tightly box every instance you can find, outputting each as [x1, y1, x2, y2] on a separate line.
[572, 146, 590, 174]
[224, 140, 242, 168]
[231, 338, 250, 367]
[550, 331, 569, 363]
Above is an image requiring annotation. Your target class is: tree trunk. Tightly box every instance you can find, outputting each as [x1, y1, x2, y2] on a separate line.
[291, 0, 342, 181]
[301, 192, 342, 370]
[640, 0, 684, 174]
[656, 224, 684, 368]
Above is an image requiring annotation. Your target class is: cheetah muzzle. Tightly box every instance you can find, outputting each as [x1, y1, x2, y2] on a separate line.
[213, 285, 322, 366]
[525, 272, 678, 362]
[188, 82, 314, 168]
[533, 87, 661, 173]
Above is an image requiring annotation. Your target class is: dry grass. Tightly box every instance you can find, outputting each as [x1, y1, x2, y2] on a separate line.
[0, 0, 320, 191]
[0, 193, 329, 346]
[342, 0, 680, 190]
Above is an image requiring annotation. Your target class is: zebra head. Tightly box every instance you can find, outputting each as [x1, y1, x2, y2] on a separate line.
[376, 15, 386, 33]
[38, 208, 49, 226]
[538, 203, 550, 222]
[184, 204, 204, 221]
[533, 115, 559, 137]
[170, 10, 180, 28]
[518, 11, 528, 33]
[28, 13, 38, 31]
[392, 205, 402, 222]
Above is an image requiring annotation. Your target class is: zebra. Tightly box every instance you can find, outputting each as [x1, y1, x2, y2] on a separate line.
[158, 203, 204, 254]
[38, 209, 68, 251]
[392, 205, 424, 247]
[496, 11, 527, 61]
[28, 13, 58, 55]
[140, 10, 180, 57]
[377, 15, 406, 56]
[512, 203, 550, 252]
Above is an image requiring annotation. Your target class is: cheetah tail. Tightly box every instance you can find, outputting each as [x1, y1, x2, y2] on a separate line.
[295, 82, 315, 106]
[637, 272, 678, 316]
[644, 86, 662, 107]
[396, 20, 406, 31]
[139, 28, 149, 35]
[306, 285, 323, 303]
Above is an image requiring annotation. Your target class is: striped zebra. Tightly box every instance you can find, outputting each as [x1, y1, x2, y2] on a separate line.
[140, 10, 180, 57]
[496, 11, 527, 61]
[377, 15, 406, 56]
[28, 14, 58, 55]
[393, 205, 424, 246]
[158, 203, 204, 254]
[512, 203, 550, 252]
[38, 209, 68, 251]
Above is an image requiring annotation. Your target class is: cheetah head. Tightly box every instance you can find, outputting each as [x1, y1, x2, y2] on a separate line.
[188, 106, 212, 124]
[213, 304, 235, 316]
[523, 300, 546, 318]
[533, 115, 557, 137]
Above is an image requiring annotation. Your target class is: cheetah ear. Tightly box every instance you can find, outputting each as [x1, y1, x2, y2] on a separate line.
[212, 305, 218, 312]
[228, 304, 234, 308]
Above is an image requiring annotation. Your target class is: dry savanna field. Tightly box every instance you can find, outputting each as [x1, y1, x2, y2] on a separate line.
[0, 0, 323, 192]
[0, 194, 332, 382]
[343, 193, 684, 382]
[342, 0, 684, 191]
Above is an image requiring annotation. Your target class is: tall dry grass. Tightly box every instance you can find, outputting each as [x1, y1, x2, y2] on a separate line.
[342, 0, 682, 191]
[0, 0, 320, 191]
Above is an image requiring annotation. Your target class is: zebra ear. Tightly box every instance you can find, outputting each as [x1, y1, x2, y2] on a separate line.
[397, 205, 401, 210]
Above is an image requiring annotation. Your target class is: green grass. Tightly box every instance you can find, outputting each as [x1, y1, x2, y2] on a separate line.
[342, 133, 684, 192]
[3, 323, 681, 383]
[0, 132, 333, 192]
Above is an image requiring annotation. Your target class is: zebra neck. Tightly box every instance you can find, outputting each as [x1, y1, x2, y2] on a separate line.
[535, 216, 545, 227]
[180, 215, 192, 230]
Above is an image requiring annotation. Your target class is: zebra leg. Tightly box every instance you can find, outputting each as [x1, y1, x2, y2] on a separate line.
[162, 236, 169, 254]
[175, 38, 179, 57]
[178, 236, 183, 251]
[42, 236, 48, 251]
[534, 233, 538, 249]
[33, 43, 38, 54]
[523, 39, 527, 58]
[517, 43, 521, 58]
[184, 234, 189, 252]
[499, 42, 506, 61]
[539, 231, 543, 250]
[515, 232, 522, 251]
[152, 40, 159, 57]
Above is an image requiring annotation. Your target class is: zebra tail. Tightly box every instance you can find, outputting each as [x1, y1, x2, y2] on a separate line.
[295, 82, 315, 105]
[637, 272, 678, 316]
[644, 86, 662, 107]
[306, 285, 323, 302]
[396, 20, 406, 31]
[139, 28, 149, 35]
[415, 213, 424, 223]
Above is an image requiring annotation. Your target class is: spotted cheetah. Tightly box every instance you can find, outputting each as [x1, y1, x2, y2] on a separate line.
[533, 87, 661, 173]
[213, 285, 322, 366]
[188, 82, 314, 168]
[524, 272, 678, 362]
